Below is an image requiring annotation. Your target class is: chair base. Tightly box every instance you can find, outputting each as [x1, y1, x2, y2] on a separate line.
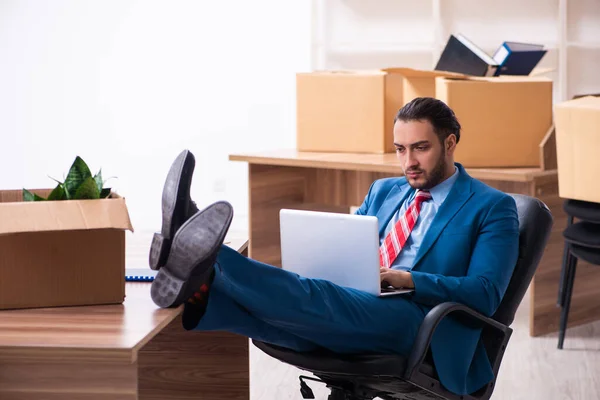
[302, 379, 445, 400]
[328, 387, 369, 400]
[298, 375, 379, 400]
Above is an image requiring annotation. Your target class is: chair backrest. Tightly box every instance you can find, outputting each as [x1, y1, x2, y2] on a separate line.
[492, 194, 553, 326]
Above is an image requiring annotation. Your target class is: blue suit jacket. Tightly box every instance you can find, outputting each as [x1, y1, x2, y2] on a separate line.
[355, 163, 519, 395]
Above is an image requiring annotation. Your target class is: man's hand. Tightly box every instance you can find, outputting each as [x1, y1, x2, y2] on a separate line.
[380, 267, 414, 289]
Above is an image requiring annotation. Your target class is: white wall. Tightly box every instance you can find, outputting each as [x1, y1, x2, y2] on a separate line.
[0, 1, 311, 237]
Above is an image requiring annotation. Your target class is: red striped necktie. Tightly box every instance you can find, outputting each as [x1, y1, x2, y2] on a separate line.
[379, 190, 432, 268]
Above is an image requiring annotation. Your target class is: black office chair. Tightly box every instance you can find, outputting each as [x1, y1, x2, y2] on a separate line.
[253, 194, 553, 400]
[557, 198, 600, 349]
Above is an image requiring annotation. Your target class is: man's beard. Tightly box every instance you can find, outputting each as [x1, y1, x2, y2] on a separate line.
[406, 149, 449, 190]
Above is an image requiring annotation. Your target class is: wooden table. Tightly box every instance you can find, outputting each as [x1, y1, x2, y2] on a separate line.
[0, 238, 249, 400]
[230, 149, 600, 337]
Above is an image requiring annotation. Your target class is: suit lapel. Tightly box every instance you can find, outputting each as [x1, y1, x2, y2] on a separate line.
[412, 165, 474, 269]
[375, 183, 414, 237]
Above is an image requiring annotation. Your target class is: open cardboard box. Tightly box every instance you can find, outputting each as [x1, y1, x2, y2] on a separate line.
[0, 189, 133, 310]
[435, 75, 555, 168]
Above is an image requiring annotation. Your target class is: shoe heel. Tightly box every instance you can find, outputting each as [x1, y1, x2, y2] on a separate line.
[151, 267, 186, 308]
[149, 233, 171, 270]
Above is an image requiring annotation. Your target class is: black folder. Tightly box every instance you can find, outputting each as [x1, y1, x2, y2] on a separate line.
[435, 34, 498, 77]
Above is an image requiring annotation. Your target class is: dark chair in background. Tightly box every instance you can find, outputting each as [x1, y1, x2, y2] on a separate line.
[557, 199, 600, 349]
[554, 93, 600, 350]
[254, 194, 553, 400]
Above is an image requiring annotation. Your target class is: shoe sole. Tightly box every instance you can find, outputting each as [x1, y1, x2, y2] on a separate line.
[150, 201, 233, 308]
[149, 150, 196, 270]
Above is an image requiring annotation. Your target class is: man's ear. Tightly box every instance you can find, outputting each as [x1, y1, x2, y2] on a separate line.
[445, 133, 456, 151]
[445, 134, 457, 154]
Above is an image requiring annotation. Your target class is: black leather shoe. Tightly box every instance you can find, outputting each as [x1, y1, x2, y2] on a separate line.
[150, 201, 233, 308]
[149, 149, 199, 270]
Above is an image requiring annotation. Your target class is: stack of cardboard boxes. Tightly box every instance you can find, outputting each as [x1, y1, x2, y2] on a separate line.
[296, 67, 554, 168]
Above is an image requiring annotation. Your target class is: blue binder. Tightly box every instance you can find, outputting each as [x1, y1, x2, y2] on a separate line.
[492, 42, 547, 76]
[125, 268, 157, 282]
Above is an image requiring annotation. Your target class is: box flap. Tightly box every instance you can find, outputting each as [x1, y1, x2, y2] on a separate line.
[555, 96, 600, 110]
[0, 196, 134, 235]
[383, 67, 466, 79]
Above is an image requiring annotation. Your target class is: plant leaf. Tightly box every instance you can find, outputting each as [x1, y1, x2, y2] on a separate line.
[63, 183, 71, 200]
[47, 184, 66, 201]
[47, 175, 63, 185]
[93, 169, 103, 193]
[64, 156, 92, 196]
[73, 176, 100, 200]
[23, 189, 46, 202]
[22, 189, 35, 202]
[100, 188, 111, 198]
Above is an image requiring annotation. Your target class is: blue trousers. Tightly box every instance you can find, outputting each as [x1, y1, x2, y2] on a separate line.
[195, 244, 426, 356]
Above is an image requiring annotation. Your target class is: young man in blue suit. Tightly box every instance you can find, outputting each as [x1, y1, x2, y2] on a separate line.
[149, 97, 520, 396]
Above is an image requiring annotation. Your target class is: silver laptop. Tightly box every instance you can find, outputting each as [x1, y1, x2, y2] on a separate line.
[279, 209, 413, 297]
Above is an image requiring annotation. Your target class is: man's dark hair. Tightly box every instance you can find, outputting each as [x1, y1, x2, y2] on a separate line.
[394, 97, 461, 144]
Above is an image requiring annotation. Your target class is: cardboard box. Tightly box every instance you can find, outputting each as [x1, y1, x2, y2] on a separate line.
[0, 189, 133, 310]
[436, 76, 553, 167]
[554, 96, 600, 203]
[296, 68, 462, 154]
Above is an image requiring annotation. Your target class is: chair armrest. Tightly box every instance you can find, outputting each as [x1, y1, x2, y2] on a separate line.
[404, 302, 511, 380]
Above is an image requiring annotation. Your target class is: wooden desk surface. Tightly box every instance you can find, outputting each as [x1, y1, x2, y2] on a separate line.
[0, 238, 249, 363]
[229, 149, 557, 183]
